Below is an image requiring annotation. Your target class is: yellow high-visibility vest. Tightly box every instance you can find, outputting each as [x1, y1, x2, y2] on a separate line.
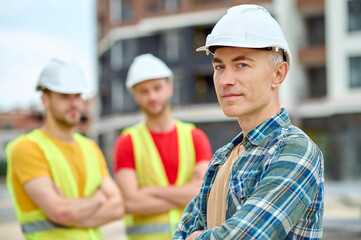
[6, 129, 103, 240]
[123, 121, 196, 240]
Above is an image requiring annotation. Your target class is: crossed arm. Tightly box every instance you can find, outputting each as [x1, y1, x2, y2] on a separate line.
[174, 138, 324, 240]
[114, 161, 209, 215]
[24, 176, 124, 227]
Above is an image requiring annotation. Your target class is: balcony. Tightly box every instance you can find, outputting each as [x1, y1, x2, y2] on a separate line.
[297, 0, 324, 16]
[298, 45, 326, 67]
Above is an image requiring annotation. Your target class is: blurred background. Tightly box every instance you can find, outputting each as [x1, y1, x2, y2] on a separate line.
[1, 0, 361, 239]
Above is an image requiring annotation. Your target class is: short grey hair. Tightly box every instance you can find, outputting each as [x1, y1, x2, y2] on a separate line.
[268, 48, 284, 66]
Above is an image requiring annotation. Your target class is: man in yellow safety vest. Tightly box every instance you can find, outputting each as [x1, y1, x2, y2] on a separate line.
[6, 58, 124, 240]
[113, 53, 213, 240]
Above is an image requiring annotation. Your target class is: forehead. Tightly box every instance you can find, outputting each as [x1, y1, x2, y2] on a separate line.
[133, 78, 168, 89]
[46, 91, 81, 97]
[213, 47, 268, 62]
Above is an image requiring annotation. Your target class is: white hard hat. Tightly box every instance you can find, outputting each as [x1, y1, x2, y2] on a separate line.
[36, 58, 89, 94]
[126, 54, 173, 90]
[196, 4, 292, 68]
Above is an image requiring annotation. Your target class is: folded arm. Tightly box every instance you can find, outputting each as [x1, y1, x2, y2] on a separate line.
[24, 176, 106, 227]
[114, 169, 177, 215]
[77, 177, 124, 227]
[141, 161, 209, 206]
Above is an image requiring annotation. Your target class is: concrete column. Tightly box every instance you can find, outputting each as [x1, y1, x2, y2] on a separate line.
[273, 0, 307, 117]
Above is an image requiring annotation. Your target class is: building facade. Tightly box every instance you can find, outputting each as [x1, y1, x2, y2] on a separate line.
[95, 0, 361, 181]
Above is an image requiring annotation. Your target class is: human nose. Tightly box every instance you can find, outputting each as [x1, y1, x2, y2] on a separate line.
[70, 95, 82, 107]
[218, 68, 236, 86]
[147, 89, 158, 100]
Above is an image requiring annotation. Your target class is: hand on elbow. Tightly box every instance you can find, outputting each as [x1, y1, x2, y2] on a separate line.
[113, 196, 125, 219]
[49, 208, 74, 225]
[124, 201, 136, 214]
[115, 204, 125, 219]
[186, 230, 203, 240]
[94, 189, 107, 203]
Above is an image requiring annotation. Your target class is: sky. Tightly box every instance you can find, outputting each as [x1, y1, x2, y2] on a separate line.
[0, 0, 97, 112]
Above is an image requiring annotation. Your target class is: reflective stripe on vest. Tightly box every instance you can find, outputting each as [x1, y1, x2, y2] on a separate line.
[6, 129, 102, 239]
[21, 220, 68, 233]
[126, 223, 173, 235]
[122, 121, 196, 239]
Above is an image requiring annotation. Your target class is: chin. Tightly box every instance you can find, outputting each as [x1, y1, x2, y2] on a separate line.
[67, 118, 81, 126]
[221, 106, 240, 118]
[221, 109, 236, 117]
[69, 121, 80, 127]
[223, 112, 239, 118]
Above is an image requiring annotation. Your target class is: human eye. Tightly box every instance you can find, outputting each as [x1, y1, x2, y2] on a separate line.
[213, 65, 224, 70]
[137, 88, 147, 95]
[233, 62, 249, 71]
[60, 94, 69, 99]
[237, 63, 248, 68]
[154, 85, 162, 92]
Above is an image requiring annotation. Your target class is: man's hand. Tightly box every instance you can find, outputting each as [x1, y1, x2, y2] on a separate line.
[93, 188, 108, 204]
[186, 230, 204, 240]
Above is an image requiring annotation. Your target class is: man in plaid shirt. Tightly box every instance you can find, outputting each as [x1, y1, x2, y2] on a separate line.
[173, 4, 324, 240]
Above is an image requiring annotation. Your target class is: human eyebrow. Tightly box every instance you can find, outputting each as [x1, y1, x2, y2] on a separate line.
[232, 56, 254, 62]
[212, 57, 223, 64]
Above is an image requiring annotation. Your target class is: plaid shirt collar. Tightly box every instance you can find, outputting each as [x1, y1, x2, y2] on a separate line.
[215, 108, 290, 164]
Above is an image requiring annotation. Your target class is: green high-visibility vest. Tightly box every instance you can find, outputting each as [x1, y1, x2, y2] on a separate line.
[122, 121, 196, 240]
[6, 129, 103, 240]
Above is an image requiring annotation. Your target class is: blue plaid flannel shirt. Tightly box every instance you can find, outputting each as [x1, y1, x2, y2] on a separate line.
[173, 108, 324, 240]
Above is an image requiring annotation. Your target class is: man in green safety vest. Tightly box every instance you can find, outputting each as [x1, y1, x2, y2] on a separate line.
[6, 58, 124, 240]
[113, 54, 213, 240]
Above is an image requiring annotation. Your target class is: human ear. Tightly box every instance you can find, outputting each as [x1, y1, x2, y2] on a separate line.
[41, 93, 49, 109]
[168, 81, 174, 97]
[271, 62, 288, 88]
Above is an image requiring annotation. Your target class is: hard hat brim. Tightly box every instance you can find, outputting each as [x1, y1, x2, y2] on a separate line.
[196, 46, 207, 52]
[196, 44, 292, 69]
[36, 84, 88, 94]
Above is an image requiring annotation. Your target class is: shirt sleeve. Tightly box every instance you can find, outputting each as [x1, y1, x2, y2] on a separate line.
[173, 194, 206, 239]
[191, 128, 213, 163]
[11, 138, 50, 185]
[113, 133, 135, 173]
[195, 136, 323, 239]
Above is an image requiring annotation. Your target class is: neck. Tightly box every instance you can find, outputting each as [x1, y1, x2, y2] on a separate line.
[238, 103, 281, 137]
[41, 121, 75, 143]
[145, 107, 175, 132]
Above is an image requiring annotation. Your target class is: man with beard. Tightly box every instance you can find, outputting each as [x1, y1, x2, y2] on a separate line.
[6, 58, 124, 240]
[113, 53, 213, 240]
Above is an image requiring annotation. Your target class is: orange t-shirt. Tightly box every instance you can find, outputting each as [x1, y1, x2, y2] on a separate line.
[10, 130, 110, 212]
